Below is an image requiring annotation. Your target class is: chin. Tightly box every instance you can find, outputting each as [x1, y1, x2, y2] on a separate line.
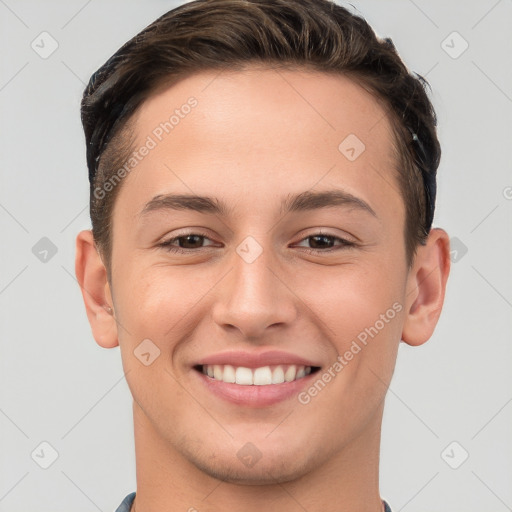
[179, 437, 319, 486]
[192, 454, 311, 485]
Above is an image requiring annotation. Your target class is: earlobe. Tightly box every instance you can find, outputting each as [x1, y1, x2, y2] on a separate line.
[401, 228, 451, 347]
[75, 230, 119, 348]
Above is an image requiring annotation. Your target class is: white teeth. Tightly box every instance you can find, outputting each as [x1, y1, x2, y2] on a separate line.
[272, 366, 285, 384]
[284, 365, 297, 382]
[213, 364, 223, 380]
[201, 364, 313, 385]
[253, 366, 272, 385]
[235, 366, 253, 385]
[223, 364, 236, 383]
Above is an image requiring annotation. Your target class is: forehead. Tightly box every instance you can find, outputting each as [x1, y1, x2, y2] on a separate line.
[117, 66, 402, 221]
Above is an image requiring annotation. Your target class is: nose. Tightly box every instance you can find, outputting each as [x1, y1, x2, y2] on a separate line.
[211, 238, 298, 342]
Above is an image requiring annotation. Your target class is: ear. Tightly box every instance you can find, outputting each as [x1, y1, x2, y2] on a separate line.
[401, 228, 451, 346]
[75, 230, 119, 348]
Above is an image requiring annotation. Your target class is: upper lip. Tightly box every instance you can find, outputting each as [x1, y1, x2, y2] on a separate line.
[194, 349, 321, 369]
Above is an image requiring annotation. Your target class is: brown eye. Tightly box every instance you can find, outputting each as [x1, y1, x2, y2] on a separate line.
[158, 231, 217, 253]
[308, 234, 336, 249]
[295, 233, 356, 253]
[175, 234, 205, 249]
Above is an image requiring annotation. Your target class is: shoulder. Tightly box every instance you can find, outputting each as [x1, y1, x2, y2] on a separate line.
[383, 499, 393, 512]
[114, 491, 136, 512]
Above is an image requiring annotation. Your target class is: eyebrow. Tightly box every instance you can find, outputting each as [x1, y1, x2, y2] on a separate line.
[140, 189, 377, 218]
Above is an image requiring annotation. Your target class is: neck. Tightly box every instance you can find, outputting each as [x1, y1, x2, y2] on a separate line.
[131, 400, 385, 512]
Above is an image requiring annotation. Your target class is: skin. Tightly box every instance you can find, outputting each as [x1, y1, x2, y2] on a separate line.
[75, 65, 450, 512]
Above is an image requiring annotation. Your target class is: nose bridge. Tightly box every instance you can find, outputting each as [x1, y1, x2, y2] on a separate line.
[211, 235, 296, 339]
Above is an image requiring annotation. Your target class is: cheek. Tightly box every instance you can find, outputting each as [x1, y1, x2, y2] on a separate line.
[113, 266, 202, 421]
[113, 263, 214, 349]
[117, 272, 164, 334]
[302, 258, 405, 411]
[298, 264, 404, 430]
[305, 261, 404, 337]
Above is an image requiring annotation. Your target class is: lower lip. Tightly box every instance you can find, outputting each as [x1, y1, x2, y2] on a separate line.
[194, 369, 318, 407]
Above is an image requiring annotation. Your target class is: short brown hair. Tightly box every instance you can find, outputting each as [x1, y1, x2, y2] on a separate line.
[81, 0, 441, 273]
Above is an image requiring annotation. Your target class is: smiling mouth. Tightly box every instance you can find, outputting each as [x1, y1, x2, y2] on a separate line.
[194, 364, 321, 385]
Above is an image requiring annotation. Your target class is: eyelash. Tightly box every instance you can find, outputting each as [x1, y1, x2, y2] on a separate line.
[158, 230, 356, 254]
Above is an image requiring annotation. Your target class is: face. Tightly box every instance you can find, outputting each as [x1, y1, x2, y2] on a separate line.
[104, 66, 411, 483]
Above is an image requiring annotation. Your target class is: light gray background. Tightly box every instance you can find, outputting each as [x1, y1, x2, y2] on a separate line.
[1, 0, 511, 511]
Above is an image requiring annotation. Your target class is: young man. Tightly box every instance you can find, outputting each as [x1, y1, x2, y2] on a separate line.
[75, 1, 450, 511]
